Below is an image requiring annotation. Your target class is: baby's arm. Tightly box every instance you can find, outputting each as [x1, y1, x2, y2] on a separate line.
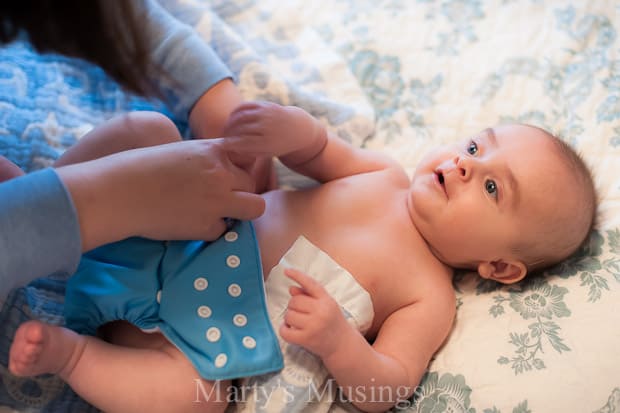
[282, 269, 455, 412]
[222, 101, 401, 183]
[328, 301, 455, 411]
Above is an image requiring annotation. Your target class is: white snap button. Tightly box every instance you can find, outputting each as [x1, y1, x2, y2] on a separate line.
[228, 283, 242, 297]
[242, 336, 256, 349]
[215, 353, 227, 368]
[224, 231, 238, 242]
[156, 290, 162, 304]
[226, 255, 240, 268]
[193, 277, 208, 291]
[233, 314, 247, 327]
[197, 306, 212, 318]
[206, 327, 221, 342]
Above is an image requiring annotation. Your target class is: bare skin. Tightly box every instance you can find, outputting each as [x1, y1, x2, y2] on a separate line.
[8, 112, 234, 413]
[9, 104, 455, 412]
[10, 102, 586, 412]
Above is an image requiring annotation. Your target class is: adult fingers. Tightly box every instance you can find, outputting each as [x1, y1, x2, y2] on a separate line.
[221, 136, 271, 157]
[227, 161, 257, 193]
[227, 150, 259, 172]
[201, 219, 228, 241]
[224, 191, 266, 221]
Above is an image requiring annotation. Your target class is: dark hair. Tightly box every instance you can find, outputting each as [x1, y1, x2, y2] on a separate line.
[0, 0, 161, 97]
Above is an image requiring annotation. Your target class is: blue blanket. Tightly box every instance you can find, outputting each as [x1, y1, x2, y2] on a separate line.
[0, 40, 181, 412]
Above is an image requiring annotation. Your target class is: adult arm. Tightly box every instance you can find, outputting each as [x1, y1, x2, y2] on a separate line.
[0, 139, 265, 305]
[140, 0, 242, 137]
[0, 169, 81, 305]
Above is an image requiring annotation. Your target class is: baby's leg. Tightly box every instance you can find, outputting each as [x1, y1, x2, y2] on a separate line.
[0, 112, 176, 182]
[55, 111, 182, 167]
[10, 320, 229, 413]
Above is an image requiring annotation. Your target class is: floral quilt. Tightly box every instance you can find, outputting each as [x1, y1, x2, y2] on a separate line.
[1, 1, 619, 412]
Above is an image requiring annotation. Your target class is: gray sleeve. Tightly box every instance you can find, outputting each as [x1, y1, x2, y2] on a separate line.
[0, 169, 81, 305]
[141, 0, 233, 115]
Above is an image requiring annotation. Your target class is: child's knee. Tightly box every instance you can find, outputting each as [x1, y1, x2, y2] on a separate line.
[121, 111, 182, 147]
[0, 156, 25, 183]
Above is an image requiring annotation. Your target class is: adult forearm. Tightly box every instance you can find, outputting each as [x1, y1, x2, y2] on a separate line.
[0, 169, 81, 304]
[140, 0, 233, 117]
[189, 78, 243, 138]
[56, 159, 135, 252]
[58, 139, 265, 249]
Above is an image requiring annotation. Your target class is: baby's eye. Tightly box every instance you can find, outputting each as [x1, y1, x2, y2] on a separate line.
[485, 179, 498, 198]
[467, 140, 478, 155]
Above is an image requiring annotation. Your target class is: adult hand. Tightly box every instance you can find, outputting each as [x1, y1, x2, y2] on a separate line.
[57, 138, 265, 252]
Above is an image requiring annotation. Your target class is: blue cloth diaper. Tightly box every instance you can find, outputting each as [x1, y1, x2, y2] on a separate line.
[64, 220, 283, 380]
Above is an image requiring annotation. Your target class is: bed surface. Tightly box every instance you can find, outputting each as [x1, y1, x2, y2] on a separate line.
[1, 1, 619, 412]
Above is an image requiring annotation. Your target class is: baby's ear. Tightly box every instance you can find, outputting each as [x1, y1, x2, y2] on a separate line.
[477, 260, 527, 284]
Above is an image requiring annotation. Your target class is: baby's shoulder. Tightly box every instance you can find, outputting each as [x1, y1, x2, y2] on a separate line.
[371, 265, 455, 386]
[349, 159, 409, 185]
[398, 254, 455, 318]
[370, 253, 454, 331]
[385, 262, 456, 333]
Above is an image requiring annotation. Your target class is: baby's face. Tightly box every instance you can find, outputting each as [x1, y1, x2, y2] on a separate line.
[407, 124, 577, 269]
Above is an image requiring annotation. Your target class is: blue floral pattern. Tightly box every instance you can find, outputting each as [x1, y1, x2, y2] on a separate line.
[1, 0, 619, 412]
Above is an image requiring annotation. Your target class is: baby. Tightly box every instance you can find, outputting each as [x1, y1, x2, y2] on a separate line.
[8, 102, 596, 413]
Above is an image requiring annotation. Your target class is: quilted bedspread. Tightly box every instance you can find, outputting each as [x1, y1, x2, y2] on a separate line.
[1, 1, 619, 412]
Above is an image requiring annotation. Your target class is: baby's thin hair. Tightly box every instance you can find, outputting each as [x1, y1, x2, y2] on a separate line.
[517, 125, 598, 273]
[548, 131, 598, 233]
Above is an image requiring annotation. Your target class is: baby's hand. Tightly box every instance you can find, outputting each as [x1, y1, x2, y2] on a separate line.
[222, 101, 326, 166]
[279, 268, 349, 359]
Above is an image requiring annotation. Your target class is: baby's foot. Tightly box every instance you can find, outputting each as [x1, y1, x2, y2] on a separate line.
[9, 320, 82, 378]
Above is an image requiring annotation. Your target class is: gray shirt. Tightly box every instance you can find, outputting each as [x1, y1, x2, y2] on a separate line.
[0, 0, 232, 304]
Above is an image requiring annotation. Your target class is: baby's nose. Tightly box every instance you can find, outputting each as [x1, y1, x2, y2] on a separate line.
[454, 156, 471, 180]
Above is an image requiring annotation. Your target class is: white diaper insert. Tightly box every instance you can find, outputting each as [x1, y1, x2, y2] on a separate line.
[230, 236, 375, 413]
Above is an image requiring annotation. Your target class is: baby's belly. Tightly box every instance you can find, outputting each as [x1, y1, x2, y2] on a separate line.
[254, 186, 360, 276]
[253, 190, 308, 276]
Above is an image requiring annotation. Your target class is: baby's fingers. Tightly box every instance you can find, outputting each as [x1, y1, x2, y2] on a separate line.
[286, 293, 315, 314]
[289, 285, 305, 296]
[223, 103, 262, 132]
[279, 320, 310, 347]
[283, 308, 309, 330]
[284, 268, 326, 299]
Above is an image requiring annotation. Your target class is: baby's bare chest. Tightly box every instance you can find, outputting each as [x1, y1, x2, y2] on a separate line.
[255, 177, 435, 327]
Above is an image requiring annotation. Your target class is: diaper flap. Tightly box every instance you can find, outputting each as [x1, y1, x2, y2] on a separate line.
[266, 236, 375, 335]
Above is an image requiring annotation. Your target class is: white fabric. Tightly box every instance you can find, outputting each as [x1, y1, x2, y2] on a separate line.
[231, 236, 374, 413]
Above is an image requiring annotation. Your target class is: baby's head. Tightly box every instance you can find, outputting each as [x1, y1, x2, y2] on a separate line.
[408, 124, 596, 284]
